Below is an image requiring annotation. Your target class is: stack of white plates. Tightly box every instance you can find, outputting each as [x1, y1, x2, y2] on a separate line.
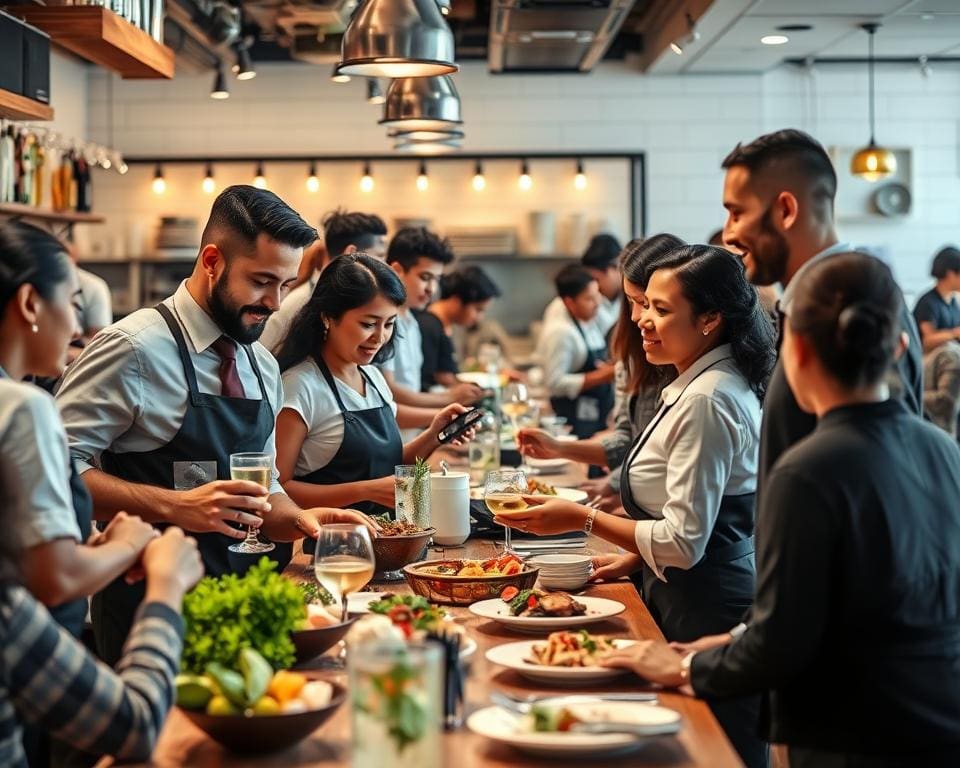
[529, 553, 592, 591]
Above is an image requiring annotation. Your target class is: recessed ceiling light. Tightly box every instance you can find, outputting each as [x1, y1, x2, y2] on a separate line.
[761, 35, 789, 45]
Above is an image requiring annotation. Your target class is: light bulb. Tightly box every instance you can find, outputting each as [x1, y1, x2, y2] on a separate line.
[472, 173, 486, 191]
[306, 174, 320, 193]
[574, 172, 587, 190]
[253, 162, 267, 189]
[118, 162, 128, 175]
[518, 173, 532, 191]
[360, 174, 374, 192]
[416, 174, 429, 191]
[152, 176, 166, 195]
[202, 175, 215, 194]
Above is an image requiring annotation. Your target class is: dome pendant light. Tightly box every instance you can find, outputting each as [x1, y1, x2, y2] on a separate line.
[851, 23, 896, 182]
[380, 75, 462, 132]
[337, 0, 458, 79]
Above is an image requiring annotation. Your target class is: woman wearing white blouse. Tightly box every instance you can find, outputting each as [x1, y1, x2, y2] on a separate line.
[510, 244, 776, 768]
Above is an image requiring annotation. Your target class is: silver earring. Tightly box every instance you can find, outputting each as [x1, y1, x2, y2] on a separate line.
[702, 328, 709, 336]
[31, 323, 38, 334]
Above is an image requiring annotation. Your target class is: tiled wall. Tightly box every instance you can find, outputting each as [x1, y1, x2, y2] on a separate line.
[84, 59, 960, 303]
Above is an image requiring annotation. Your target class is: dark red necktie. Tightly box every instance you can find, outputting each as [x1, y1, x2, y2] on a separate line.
[211, 336, 245, 398]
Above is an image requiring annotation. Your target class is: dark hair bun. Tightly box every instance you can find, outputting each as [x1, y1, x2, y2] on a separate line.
[836, 302, 889, 350]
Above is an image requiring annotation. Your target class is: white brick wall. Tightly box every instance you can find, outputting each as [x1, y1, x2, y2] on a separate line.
[84, 59, 960, 302]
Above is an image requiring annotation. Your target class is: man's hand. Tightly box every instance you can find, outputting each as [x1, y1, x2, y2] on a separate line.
[173, 480, 270, 539]
[142, 528, 204, 607]
[590, 552, 643, 582]
[297, 508, 381, 539]
[601, 640, 686, 687]
[95, 511, 158, 554]
[448, 381, 484, 405]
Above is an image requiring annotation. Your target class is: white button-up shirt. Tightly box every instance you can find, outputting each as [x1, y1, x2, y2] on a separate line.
[626, 344, 761, 580]
[539, 312, 608, 400]
[56, 281, 284, 493]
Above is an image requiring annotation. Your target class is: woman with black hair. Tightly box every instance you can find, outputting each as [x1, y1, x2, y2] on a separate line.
[275, 253, 472, 532]
[518, 234, 682, 508]
[501, 244, 776, 768]
[607, 251, 960, 767]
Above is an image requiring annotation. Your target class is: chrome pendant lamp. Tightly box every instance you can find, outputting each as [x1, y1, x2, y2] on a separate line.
[380, 75, 462, 131]
[337, 0, 458, 79]
[850, 22, 896, 182]
[387, 128, 465, 141]
[393, 138, 463, 155]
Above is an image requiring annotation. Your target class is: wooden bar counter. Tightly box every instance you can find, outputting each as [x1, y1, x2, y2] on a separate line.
[137, 553, 742, 766]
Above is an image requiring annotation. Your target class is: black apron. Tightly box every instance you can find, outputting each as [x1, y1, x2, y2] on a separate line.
[549, 313, 615, 440]
[299, 356, 403, 555]
[618, 355, 767, 768]
[91, 303, 287, 666]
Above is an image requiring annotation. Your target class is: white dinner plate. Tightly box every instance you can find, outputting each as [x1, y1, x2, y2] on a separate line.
[485, 638, 635, 685]
[346, 592, 383, 614]
[467, 701, 682, 758]
[524, 457, 571, 473]
[469, 486, 587, 504]
[469, 595, 625, 633]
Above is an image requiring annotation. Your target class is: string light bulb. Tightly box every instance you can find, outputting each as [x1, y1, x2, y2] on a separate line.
[306, 162, 320, 193]
[152, 164, 166, 195]
[518, 159, 532, 191]
[472, 160, 486, 191]
[360, 162, 374, 192]
[416, 161, 429, 192]
[574, 159, 587, 190]
[202, 163, 215, 194]
[253, 161, 267, 189]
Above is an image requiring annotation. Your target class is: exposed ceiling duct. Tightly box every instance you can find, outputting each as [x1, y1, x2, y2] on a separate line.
[488, 0, 638, 73]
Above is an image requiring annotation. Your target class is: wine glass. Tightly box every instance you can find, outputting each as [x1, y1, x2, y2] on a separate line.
[501, 383, 534, 474]
[227, 452, 275, 554]
[484, 469, 527, 555]
[314, 524, 376, 623]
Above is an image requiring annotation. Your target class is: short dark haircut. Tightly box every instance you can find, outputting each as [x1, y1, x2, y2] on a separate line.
[644, 244, 776, 400]
[555, 264, 595, 299]
[0, 221, 72, 317]
[581, 234, 622, 271]
[274, 253, 406, 369]
[387, 227, 455, 270]
[931, 246, 960, 279]
[722, 129, 837, 217]
[440, 266, 501, 304]
[789, 252, 900, 389]
[322, 209, 387, 259]
[201, 185, 317, 254]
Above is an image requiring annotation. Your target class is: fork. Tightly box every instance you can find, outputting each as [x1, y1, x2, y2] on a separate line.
[490, 690, 658, 714]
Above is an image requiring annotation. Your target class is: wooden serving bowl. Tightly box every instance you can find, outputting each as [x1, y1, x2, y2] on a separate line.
[402, 560, 539, 606]
[291, 617, 356, 664]
[179, 682, 346, 753]
[372, 528, 435, 575]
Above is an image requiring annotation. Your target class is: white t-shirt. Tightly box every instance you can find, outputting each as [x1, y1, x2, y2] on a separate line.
[260, 277, 315, 352]
[281, 359, 398, 476]
[378, 309, 423, 392]
[0, 378, 80, 548]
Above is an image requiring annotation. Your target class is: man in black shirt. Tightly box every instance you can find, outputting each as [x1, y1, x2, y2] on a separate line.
[720, 129, 923, 490]
[417, 265, 501, 390]
[913, 245, 960, 352]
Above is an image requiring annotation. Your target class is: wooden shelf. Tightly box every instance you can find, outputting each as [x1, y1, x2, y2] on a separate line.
[0, 203, 105, 224]
[0, 88, 54, 121]
[10, 5, 174, 79]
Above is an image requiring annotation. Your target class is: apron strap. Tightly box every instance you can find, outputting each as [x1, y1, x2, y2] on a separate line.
[155, 303, 203, 404]
[312, 354, 352, 416]
[240, 343, 270, 401]
[358, 366, 391, 407]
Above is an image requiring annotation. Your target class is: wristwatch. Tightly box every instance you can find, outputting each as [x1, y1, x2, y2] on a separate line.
[584, 508, 598, 535]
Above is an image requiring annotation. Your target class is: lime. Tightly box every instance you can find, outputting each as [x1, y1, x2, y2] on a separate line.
[175, 674, 218, 710]
[252, 695, 282, 716]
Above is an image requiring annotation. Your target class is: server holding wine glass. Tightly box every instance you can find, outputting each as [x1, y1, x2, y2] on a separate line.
[56, 187, 375, 666]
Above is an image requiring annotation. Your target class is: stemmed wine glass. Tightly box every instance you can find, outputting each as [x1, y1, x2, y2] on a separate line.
[314, 524, 376, 623]
[502, 382, 534, 474]
[484, 469, 527, 555]
[227, 452, 275, 554]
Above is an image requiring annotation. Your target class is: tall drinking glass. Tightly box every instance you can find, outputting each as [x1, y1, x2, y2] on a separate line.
[227, 452, 275, 554]
[484, 468, 527, 555]
[314, 524, 375, 622]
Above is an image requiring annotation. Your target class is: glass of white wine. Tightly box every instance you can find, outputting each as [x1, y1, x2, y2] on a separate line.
[314, 524, 376, 623]
[484, 468, 527, 555]
[501, 383, 533, 475]
[227, 452, 275, 555]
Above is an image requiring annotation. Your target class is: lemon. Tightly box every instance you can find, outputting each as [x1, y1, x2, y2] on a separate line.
[252, 695, 282, 716]
[206, 694, 240, 716]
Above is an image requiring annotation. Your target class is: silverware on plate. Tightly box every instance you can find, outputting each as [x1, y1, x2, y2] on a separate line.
[490, 690, 658, 714]
[570, 721, 680, 737]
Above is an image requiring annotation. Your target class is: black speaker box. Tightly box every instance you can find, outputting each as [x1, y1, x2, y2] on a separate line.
[21, 19, 50, 104]
[0, 11, 24, 96]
